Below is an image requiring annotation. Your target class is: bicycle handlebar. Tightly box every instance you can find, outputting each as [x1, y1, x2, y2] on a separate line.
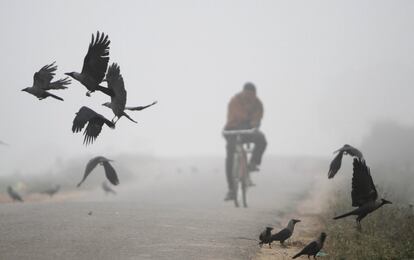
[222, 128, 257, 136]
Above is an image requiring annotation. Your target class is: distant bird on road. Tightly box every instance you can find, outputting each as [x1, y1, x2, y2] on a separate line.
[41, 185, 60, 197]
[65, 31, 113, 97]
[292, 232, 327, 259]
[328, 144, 364, 179]
[72, 106, 115, 145]
[271, 219, 301, 246]
[7, 186, 23, 202]
[333, 158, 392, 230]
[102, 63, 157, 124]
[22, 62, 70, 101]
[77, 156, 119, 187]
[259, 227, 273, 248]
[102, 181, 116, 195]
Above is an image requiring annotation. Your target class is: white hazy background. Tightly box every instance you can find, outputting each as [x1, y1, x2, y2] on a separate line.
[1, 1, 414, 174]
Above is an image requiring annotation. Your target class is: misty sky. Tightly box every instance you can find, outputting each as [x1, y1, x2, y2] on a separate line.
[1, 1, 414, 173]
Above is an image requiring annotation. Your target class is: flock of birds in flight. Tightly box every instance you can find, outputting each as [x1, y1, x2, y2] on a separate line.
[10, 32, 158, 198]
[258, 144, 392, 259]
[22, 31, 157, 146]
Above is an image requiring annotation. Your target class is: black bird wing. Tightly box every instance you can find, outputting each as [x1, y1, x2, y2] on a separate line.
[81, 31, 110, 84]
[102, 161, 119, 185]
[328, 150, 344, 179]
[293, 241, 318, 258]
[106, 63, 126, 116]
[125, 101, 158, 111]
[351, 158, 378, 207]
[72, 106, 114, 145]
[77, 156, 108, 187]
[271, 228, 291, 241]
[33, 62, 56, 89]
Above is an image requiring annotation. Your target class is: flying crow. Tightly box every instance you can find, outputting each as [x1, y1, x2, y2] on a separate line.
[72, 106, 115, 145]
[333, 158, 392, 230]
[77, 156, 119, 187]
[65, 31, 113, 97]
[22, 62, 70, 101]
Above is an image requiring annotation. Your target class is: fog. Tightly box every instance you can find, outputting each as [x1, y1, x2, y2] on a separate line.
[1, 0, 414, 178]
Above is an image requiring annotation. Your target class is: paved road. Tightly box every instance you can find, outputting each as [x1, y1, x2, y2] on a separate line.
[0, 157, 317, 259]
[0, 202, 283, 260]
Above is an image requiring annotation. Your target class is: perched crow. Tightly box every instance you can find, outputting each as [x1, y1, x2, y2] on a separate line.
[65, 32, 113, 97]
[41, 185, 60, 197]
[271, 219, 301, 246]
[102, 181, 116, 195]
[7, 186, 23, 202]
[292, 232, 327, 259]
[72, 106, 115, 145]
[259, 227, 273, 248]
[333, 158, 392, 230]
[22, 62, 70, 101]
[328, 144, 363, 179]
[102, 63, 157, 124]
[77, 156, 119, 187]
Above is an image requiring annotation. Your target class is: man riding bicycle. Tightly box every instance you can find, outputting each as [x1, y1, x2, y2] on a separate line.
[223, 82, 267, 201]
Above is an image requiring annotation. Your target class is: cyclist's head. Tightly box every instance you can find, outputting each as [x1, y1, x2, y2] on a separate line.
[243, 82, 256, 98]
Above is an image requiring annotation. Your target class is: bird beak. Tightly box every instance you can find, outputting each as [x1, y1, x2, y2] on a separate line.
[64, 73, 70, 76]
[21, 88, 26, 91]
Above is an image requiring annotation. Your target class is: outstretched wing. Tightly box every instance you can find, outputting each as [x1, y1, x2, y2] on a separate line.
[336, 144, 363, 159]
[102, 161, 119, 185]
[81, 31, 110, 83]
[106, 63, 126, 116]
[351, 158, 378, 207]
[125, 101, 157, 111]
[33, 62, 57, 89]
[77, 156, 107, 187]
[47, 77, 71, 90]
[328, 150, 344, 179]
[72, 106, 97, 133]
[83, 115, 114, 146]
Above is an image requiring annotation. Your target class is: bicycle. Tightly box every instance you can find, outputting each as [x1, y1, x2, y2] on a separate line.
[222, 128, 257, 208]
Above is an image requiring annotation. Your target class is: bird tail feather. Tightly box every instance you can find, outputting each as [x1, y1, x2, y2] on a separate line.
[122, 112, 137, 123]
[333, 210, 355, 220]
[292, 252, 301, 259]
[48, 93, 64, 101]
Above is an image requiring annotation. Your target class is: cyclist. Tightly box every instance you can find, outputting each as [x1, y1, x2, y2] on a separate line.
[223, 82, 267, 201]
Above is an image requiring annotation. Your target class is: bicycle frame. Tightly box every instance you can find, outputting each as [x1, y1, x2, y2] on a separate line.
[223, 128, 256, 208]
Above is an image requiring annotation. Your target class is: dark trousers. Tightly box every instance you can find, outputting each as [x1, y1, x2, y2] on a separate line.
[225, 131, 267, 191]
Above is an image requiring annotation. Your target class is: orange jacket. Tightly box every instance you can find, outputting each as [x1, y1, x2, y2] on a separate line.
[225, 92, 263, 130]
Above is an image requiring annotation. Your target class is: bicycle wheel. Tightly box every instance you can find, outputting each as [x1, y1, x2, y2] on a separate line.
[240, 151, 248, 208]
[232, 152, 240, 208]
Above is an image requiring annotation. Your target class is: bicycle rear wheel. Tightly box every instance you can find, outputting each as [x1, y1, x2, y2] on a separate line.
[232, 153, 240, 208]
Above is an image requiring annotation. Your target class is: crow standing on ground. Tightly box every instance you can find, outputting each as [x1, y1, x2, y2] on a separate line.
[259, 227, 273, 248]
[328, 144, 364, 179]
[65, 32, 113, 97]
[333, 158, 392, 230]
[102, 63, 157, 124]
[292, 232, 327, 259]
[7, 186, 23, 202]
[77, 156, 119, 187]
[41, 185, 60, 197]
[22, 62, 70, 101]
[72, 106, 115, 145]
[271, 219, 301, 246]
[102, 181, 116, 195]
